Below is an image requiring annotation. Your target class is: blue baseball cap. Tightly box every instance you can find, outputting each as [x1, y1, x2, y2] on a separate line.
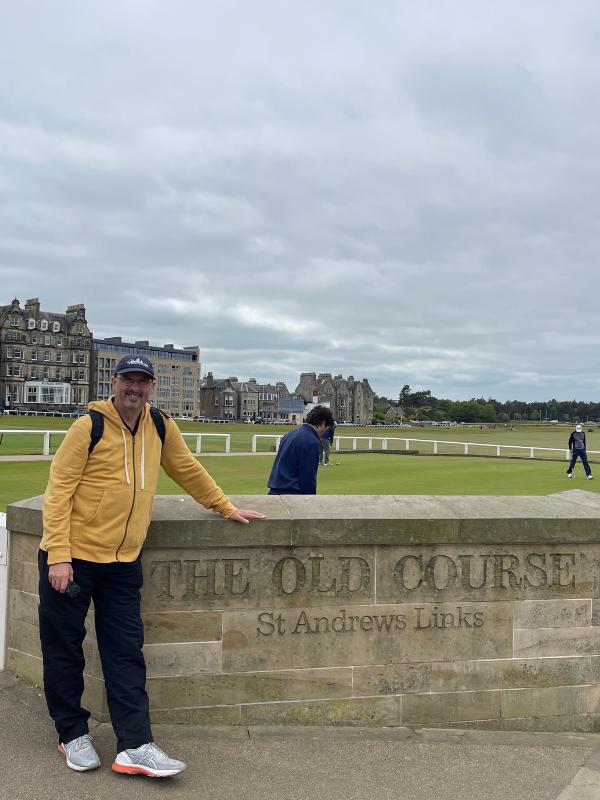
[114, 355, 155, 379]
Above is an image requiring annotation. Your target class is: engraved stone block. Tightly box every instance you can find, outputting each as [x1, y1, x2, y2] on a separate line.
[376, 545, 598, 604]
[222, 601, 513, 672]
[141, 546, 375, 611]
[514, 600, 591, 629]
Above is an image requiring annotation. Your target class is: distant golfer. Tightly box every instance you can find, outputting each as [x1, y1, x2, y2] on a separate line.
[566, 424, 593, 479]
[268, 405, 334, 494]
[319, 420, 336, 466]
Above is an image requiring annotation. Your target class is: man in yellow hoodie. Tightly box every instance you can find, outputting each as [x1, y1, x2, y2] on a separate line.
[39, 354, 265, 777]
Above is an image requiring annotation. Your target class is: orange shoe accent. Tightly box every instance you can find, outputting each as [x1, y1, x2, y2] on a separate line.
[111, 762, 159, 777]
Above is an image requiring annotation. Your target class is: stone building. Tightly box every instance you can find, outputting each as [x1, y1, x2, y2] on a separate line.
[0, 297, 92, 412]
[91, 337, 201, 418]
[199, 374, 237, 419]
[295, 371, 375, 424]
[200, 377, 294, 421]
[232, 379, 259, 421]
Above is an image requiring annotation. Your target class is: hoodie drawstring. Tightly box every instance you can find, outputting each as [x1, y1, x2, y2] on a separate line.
[141, 427, 145, 490]
[121, 429, 131, 485]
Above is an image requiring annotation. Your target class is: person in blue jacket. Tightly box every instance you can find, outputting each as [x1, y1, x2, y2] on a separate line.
[268, 405, 334, 494]
[566, 424, 593, 479]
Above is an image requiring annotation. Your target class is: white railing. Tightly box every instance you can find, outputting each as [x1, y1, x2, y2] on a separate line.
[0, 429, 593, 463]
[0, 429, 231, 455]
[252, 434, 283, 453]
[0, 429, 68, 455]
[181, 432, 230, 454]
[0, 511, 7, 670]
[334, 436, 585, 461]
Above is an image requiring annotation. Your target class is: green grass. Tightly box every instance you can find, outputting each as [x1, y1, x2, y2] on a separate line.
[1, 453, 596, 513]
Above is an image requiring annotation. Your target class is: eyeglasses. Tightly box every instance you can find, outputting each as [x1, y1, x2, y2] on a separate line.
[117, 375, 153, 386]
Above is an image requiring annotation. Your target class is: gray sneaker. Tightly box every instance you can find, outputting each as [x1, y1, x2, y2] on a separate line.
[58, 735, 101, 771]
[566, 472, 573, 478]
[587, 475, 594, 480]
[112, 742, 186, 778]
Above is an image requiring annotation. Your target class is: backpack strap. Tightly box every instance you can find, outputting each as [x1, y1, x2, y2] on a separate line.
[88, 409, 104, 455]
[87, 406, 167, 455]
[150, 406, 168, 448]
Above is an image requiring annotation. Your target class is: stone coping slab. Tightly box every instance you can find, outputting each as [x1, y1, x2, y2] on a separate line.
[6, 491, 600, 547]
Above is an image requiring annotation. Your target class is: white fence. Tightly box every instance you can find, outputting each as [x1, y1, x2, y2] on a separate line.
[181, 432, 230, 454]
[0, 512, 6, 670]
[334, 436, 585, 461]
[252, 434, 283, 453]
[0, 430, 231, 455]
[1, 429, 595, 462]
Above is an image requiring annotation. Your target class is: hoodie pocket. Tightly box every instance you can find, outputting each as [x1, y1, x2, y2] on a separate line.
[75, 489, 134, 550]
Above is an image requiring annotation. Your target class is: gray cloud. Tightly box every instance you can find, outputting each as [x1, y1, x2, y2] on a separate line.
[1, 1, 599, 400]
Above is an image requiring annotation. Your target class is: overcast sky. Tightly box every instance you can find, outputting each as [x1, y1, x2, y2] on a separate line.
[1, 1, 599, 401]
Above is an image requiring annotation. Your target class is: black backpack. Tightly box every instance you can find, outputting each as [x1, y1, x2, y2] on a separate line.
[88, 406, 167, 455]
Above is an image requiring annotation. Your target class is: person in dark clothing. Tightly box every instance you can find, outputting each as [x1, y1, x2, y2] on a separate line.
[319, 421, 336, 465]
[268, 405, 335, 494]
[566, 424, 593, 479]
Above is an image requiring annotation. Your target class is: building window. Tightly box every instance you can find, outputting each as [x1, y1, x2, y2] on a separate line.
[10, 316, 20, 327]
[28, 318, 35, 329]
[40, 319, 48, 331]
[31, 350, 37, 361]
[5, 348, 12, 359]
[31, 335, 38, 344]
[56, 352, 62, 363]
[55, 369, 61, 380]
[14, 347, 22, 359]
[56, 336, 63, 346]
[43, 351, 50, 362]
[30, 367, 37, 379]
[52, 321, 60, 332]
[78, 354, 86, 364]
[44, 335, 50, 345]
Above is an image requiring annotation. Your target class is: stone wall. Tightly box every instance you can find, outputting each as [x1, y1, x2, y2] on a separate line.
[6, 490, 600, 730]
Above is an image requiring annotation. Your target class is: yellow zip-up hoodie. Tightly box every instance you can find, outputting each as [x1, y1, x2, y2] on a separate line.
[41, 399, 237, 565]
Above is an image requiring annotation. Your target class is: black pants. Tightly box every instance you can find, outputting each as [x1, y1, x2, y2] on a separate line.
[38, 550, 152, 751]
[567, 448, 592, 477]
[268, 488, 302, 495]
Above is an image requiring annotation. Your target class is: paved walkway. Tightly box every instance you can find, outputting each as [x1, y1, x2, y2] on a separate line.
[1, 671, 600, 800]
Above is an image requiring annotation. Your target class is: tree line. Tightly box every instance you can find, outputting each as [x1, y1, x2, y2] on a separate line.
[373, 386, 600, 424]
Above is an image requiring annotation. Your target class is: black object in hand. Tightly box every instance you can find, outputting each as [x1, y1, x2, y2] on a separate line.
[65, 580, 81, 598]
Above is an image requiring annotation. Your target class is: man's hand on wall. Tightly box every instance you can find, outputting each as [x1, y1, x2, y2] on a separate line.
[228, 509, 267, 524]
